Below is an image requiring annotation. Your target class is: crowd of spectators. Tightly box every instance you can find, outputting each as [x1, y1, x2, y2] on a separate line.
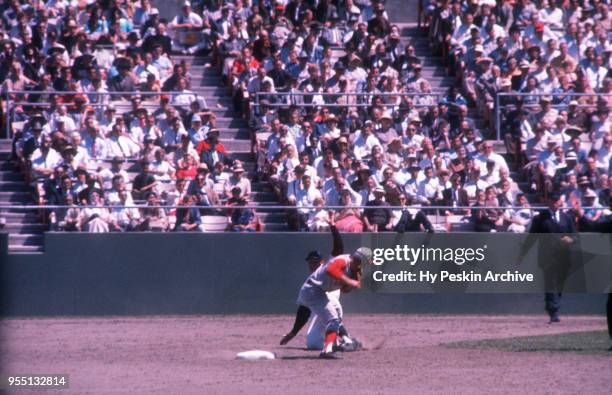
[1, 0, 610, 235]
[422, 0, 611, 228]
[2, 0, 261, 232]
[211, 0, 610, 232]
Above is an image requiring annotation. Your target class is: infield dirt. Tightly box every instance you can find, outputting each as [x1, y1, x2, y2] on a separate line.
[1, 315, 610, 394]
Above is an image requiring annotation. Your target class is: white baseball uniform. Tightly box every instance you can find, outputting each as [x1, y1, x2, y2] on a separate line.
[297, 254, 355, 348]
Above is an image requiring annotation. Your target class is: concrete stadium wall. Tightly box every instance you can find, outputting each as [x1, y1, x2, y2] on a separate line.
[0, 232, 606, 316]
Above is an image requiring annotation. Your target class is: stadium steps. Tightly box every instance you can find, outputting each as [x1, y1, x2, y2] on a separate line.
[397, 23, 497, 139]
[398, 23, 536, 206]
[398, 22, 503, 138]
[395, 25, 455, 90]
[0, 140, 46, 253]
[183, 55, 288, 231]
[7, 234, 44, 253]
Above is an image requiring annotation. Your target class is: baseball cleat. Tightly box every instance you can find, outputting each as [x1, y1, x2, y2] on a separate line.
[335, 337, 363, 352]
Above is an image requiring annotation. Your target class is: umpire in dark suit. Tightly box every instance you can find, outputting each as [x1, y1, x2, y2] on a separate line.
[520, 193, 577, 323]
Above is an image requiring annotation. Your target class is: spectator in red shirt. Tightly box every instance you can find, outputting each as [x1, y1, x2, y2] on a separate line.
[195, 129, 229, 170]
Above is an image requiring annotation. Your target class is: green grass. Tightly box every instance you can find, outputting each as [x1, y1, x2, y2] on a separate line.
[447, 331, 612, 356]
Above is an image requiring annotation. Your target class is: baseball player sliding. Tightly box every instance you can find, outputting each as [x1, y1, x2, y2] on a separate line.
[280, 221, 372, 359]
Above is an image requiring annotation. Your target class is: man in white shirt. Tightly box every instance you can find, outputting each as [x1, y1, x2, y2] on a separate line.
[172, 77, 197, 108]
[149, 148, 175, 184]
[223, 163, 251, 200]
[416, 167, 442, 205]
[403, 164, 423, 199]
[313, 149, 339, 180]
[267, 121, 296, 162]
[474, 140, 509, 175]
[31, 136, 61, 179]
[352, 121, 382, 160]
[49, 105, 77, 133]
[161, 117, 187, 153]
[98, 157, 131, 191]
[464, 168, 489, 201]
[295, 174, 322, 217]
[596, 137, 612, 171]
[451, 13, 476, 46]
[325, 176, 361, 207]
[585, 54, 608, 90]
[296, 153, 318, 185]
[247, 67, 275, 95]
[480, 14, 506, 41]
[169, 1, 205, 54]
[187, 114, 208, 146]
[106, 124, 141, 159]
[81, 117, 109, 160]
[538, 0, 564, 29]
[70, 132, 93, 171]
[590, 108, 611, 150]
[402, 122, 424, 150]
[133, 52, 160, 84]
[151, 45, 173, 82]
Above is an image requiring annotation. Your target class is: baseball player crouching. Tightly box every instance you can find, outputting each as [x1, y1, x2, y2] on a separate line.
[294, 246, 372, 359]
[280, 225, 363, 353]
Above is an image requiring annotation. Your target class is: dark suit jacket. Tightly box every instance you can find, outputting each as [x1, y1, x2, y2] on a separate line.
[443, 187, 469, 208]
[529, 210, 576, 234]
[303, 146, 322, 165]
[394, 209, 434, 232]
[522, 210, 578, 269]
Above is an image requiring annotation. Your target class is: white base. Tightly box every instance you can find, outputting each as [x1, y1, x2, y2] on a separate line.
[235, 350, 276, 360]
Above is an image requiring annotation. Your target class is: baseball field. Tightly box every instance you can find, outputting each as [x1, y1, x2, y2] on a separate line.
[1, 314, 610, 394]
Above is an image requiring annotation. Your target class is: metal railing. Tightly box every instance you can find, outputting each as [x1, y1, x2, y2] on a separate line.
[0, 204, 560, 210]
[494, 92, 612, 141]
[254, 91, 443, 110]
[2, 204, 607, 232]
[3, 90, 208, 140]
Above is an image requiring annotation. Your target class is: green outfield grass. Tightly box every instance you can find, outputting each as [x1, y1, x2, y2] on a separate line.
[447, 331, 612, 356]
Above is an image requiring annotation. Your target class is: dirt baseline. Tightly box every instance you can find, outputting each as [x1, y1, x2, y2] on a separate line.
[1, 315, 610, 394]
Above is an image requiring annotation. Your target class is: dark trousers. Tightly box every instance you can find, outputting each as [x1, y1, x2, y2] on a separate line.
[542, 258, 570, 317]
[606, 293, 612, 339]
[473, 217, 496, 232]
[395, 211, 434, 232]
[545, 292, 562, 316]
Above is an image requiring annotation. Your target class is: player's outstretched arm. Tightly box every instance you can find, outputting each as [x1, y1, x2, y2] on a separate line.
[280, 305, 311, 345]
[330, 224, 344, 257]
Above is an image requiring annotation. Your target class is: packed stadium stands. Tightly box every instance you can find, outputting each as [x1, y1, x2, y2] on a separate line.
[0, 0, 610, 252]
